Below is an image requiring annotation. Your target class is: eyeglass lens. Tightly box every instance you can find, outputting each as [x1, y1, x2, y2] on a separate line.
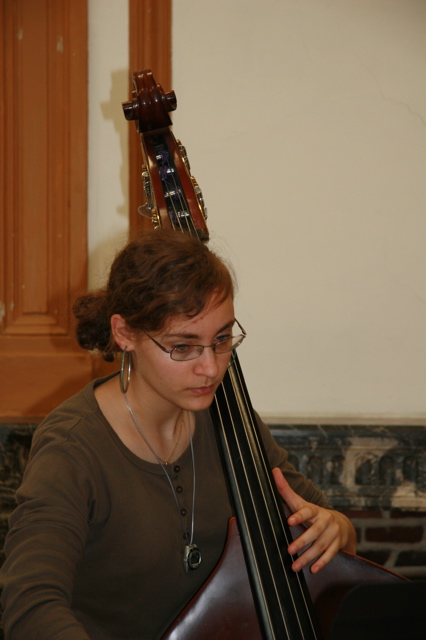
[171, 334, 245, 361]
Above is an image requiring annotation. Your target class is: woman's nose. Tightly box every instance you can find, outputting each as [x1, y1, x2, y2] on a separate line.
[193, 346, 220, 377]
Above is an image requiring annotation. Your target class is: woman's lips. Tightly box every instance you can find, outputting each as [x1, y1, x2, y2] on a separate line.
[188, 384, 216, 396]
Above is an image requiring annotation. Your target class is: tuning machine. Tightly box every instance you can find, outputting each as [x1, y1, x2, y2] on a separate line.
[177, 141, 208, 221]
[138, 168, 160, 227]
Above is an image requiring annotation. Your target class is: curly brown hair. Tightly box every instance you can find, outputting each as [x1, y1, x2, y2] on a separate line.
[73, 230, 235, 361]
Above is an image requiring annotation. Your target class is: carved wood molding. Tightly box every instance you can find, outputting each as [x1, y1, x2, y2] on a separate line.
[0, 0, 90, 417]
[0, 1, 172, 417]
[128, 0, 172, 235]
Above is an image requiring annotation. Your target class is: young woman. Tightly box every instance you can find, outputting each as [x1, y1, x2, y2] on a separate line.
[1, 230, 355, 639]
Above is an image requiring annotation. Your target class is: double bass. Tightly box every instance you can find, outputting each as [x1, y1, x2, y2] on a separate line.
[122, 70, 405, 640]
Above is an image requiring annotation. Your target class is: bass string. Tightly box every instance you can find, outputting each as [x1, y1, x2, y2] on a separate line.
[228, 360, 293, 547]
[215, 360, 319, 639]
[232, 360, 320, 638]
[212, 385, 302, 638]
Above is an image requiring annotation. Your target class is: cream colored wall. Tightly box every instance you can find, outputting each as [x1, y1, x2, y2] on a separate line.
[88, 0, 426, 422]
[88, 0, 129, 288]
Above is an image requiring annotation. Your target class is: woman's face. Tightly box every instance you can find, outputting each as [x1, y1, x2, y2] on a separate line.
[126, 294, 236, 414]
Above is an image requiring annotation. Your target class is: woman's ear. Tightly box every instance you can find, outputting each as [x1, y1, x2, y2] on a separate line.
[111, 314, 135, 352]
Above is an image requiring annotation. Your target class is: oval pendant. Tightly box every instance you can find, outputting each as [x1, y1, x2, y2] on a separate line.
[184, 543, 202, 572]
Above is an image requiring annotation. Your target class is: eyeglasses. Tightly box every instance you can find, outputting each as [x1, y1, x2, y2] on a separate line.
[144, 319, 247, 362]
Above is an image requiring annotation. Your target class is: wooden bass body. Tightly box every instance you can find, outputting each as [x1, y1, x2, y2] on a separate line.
[162, 516, 405, 640]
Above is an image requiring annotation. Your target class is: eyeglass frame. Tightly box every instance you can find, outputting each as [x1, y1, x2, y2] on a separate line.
[143, 318, 247, 361]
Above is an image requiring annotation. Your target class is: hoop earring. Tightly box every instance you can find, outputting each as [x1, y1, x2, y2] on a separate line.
[120, 347, 132, 394]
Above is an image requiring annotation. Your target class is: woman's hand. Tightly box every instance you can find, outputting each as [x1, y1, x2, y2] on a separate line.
[272, 467, 357, 574]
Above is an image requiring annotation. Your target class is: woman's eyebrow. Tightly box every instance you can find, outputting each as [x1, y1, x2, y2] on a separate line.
[165, 320, 235, 340]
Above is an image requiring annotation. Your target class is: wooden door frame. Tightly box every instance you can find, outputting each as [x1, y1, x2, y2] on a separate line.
[0, 0, 172, 418]
[128, 0, 172, 236]
[0, 0, 89, 418]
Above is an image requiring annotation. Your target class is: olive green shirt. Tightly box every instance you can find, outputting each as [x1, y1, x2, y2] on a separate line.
[2, 376, 329, 639]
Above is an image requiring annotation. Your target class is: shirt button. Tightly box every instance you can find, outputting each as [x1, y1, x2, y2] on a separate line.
[174, 465, 180, 473]
[176, 486, 183, 493]
[180, 508, 187, 516]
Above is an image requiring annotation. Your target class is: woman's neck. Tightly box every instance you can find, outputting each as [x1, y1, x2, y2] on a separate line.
[94, 375, 192, 464]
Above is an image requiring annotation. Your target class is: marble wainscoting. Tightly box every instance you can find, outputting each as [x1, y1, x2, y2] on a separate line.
[269, 423, 426, 578]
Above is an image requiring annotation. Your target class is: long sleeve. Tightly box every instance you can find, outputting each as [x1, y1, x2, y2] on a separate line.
[256, 414, 332, 508]
[2, 418, 97, 639]
[1, 385, 237, 640]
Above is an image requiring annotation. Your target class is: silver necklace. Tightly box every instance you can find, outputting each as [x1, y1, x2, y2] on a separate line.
[124, 394, 201, 572]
